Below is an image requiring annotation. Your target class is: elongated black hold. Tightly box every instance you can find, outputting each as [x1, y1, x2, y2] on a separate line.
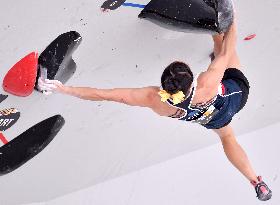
[35, 31, 82, 91]
[101, 0, 126, 10]
[0, 94, 8, 104]
[54, 58, 76, 85]
[0, 115, 65, 176]
[138, 0, 233, 34]
[0, 108, 20, 132]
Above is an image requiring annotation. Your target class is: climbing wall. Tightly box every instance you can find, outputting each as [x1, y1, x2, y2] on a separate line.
[0, 0, 280, 204]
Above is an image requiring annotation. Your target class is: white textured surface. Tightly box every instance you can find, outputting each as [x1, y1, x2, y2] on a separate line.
[0, 0, 279, 204]
[43, 122, 280, 205]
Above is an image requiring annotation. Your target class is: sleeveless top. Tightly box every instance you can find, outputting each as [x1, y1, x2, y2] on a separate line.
[166, 74, 243, 129]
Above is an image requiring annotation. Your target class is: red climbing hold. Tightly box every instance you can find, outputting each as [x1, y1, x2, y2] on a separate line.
[244, 34, 256, 41]
[3, 52, 38, 97]
[0, 132, 8, 145]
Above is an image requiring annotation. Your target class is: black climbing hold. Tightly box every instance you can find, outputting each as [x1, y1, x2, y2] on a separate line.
[0, 94, 8, 104]
[0, 115, 65, 176]
[138, 0, 234, 34]
[101, 0, 126, 11]
[0, 108, 20, 132]
[35, 31, 82, 91]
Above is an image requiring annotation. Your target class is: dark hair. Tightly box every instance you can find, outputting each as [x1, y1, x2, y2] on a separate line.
[161, 61, 193, 95]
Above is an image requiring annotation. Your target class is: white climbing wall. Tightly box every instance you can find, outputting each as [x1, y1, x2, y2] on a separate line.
[0, 0, 279, 204]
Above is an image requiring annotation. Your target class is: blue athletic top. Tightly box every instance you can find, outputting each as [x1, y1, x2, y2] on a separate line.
[167, 74, 243, 129]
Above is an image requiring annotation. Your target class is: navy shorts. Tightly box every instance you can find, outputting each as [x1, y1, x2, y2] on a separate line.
[223, 68, 250, 112]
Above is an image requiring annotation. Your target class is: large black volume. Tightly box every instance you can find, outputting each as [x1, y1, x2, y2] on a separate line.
[138, 0, 233, 34]
[0, 115, 65, 176]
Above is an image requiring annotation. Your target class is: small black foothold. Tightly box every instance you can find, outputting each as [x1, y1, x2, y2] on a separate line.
[101, 0, 126, 11]
[0, 94, 8, 104]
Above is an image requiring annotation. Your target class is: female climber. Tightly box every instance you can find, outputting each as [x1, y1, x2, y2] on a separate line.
[38, 21, 272, 201]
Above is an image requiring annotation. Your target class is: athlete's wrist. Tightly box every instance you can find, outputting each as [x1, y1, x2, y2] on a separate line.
[60, 85, 72, 95]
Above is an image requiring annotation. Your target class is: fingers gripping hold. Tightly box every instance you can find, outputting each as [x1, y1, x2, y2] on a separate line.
[37, 78, 62, 95]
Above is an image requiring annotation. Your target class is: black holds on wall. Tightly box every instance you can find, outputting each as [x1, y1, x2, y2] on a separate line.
[138, 0, 234, 34]
[101, 0, 126, 10]
[0, 115, 65, 176]
[35, 31, 82, 91]
[0, 94, 8, 104]
[0, 108, 20, 132]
